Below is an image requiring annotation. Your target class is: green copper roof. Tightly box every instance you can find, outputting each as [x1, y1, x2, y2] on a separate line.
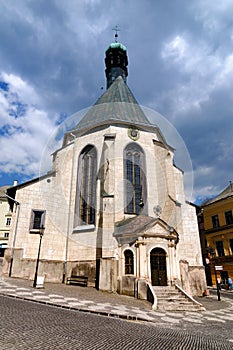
[106, 42, 127, 52]
[74, 76, 152, 132]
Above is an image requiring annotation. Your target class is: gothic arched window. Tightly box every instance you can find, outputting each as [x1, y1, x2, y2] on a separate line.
[124, 250, 134, 275]
[75, 145, 97, 226]
[124, 143, 146, 214]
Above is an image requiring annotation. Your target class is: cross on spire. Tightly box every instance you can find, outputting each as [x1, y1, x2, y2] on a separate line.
[112, 25, 120, 42]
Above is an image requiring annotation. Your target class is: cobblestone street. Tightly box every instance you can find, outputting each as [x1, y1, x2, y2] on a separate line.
[1, 296, 233, 350]
[1, 277, 233, 349]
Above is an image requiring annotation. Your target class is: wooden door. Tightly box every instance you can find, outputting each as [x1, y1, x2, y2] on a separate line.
[150, 248, 167, 286]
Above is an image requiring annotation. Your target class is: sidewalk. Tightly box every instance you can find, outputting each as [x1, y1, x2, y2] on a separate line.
[1, 276, 233, 325]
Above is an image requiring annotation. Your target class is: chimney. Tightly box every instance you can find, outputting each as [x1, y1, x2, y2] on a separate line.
[13, 180, 18, 187]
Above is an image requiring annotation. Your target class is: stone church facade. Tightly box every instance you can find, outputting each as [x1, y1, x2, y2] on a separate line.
[2, 40, 206, 299]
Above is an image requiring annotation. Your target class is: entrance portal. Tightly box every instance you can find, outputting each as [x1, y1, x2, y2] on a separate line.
[150, 248, 167, 286]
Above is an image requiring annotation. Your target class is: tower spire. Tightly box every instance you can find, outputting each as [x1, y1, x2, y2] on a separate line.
[105, 28, 128, 89]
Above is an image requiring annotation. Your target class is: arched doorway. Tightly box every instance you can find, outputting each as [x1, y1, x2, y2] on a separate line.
[150, 248, 167, 286]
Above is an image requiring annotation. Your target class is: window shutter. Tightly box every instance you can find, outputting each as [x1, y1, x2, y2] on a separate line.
[30, 210, 35, 230]
[41, 211, 46, 228]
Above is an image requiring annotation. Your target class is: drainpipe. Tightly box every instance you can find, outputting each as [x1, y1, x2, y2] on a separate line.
[62, 133, 76, 283]
[4, 193, 20, 277]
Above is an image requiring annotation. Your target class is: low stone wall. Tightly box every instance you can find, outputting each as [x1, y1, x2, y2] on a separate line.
[180, 260, 207, 296]
[117, 276, 148, 300]
[1, 252, 115, 290]
[68, 260, 96, 287]
[1, 248, 94, 283]
[118, 276, 136, 297]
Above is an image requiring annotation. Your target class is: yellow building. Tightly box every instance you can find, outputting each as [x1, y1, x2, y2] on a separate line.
[202, 183, 233, 287]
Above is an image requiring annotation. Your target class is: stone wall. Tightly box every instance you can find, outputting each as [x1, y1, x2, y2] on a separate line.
[180, 260, 207, 296]
[68, 260, 96, 286]
[99, 258, 118, 291]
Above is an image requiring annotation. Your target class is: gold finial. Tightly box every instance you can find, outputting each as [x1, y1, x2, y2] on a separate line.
[112, 25, 120, 42]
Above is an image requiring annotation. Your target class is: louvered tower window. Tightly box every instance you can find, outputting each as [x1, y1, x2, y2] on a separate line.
[124, 143, 146, 214]
[75, 145, 97, 226]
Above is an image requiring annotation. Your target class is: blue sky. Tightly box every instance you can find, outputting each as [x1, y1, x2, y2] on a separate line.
[0, 0, 233, 203]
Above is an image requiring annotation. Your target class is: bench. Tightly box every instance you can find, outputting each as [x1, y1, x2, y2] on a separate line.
[66, 275, 88, 287]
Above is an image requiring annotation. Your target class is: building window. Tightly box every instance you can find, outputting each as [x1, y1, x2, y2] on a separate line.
[124, 250, 134, 275]
[6, 218, 11, 226]
[30, 210, 46, 231]
[212, 215, 220, 228]
[75, 145, 97, 226]
[0, 249, 6, 257]
[4, 232, 9, 238]
[216, 240, 225, 257]
[225, 210, 233, 225]
[229, 239, 233, 255]
[124, 143, 146, 214]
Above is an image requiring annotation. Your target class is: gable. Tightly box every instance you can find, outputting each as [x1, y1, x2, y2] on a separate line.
[114, 215, 179, 245]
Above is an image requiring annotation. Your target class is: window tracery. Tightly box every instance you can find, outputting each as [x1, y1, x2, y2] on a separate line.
[75, 145, 97, 226]
[124, 143, 146, 214]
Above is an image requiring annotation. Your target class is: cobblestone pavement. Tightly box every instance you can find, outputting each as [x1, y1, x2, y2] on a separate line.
[0, 277, 233, 334]
[1, 295, 233, 350]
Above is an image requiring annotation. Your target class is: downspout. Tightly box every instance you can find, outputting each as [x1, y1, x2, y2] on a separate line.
[4, 193, 20, 277]
[62, 134, 76, 283]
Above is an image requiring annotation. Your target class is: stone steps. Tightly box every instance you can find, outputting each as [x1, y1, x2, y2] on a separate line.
[153, 286, 203, 311]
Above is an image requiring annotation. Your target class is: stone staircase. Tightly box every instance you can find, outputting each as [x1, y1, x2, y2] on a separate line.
[153, 286, 204, 311]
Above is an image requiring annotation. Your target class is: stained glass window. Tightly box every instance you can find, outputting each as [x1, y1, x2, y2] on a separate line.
[124, 144, 146, 214]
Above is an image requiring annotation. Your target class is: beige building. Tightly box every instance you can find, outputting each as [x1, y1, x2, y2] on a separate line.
[0, 186, 12, 257]
[2, 40, 206, 300]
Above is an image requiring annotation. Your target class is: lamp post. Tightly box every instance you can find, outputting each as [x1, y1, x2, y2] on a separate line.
[213, 254, 221, 301]
[33, 226, 45, 288]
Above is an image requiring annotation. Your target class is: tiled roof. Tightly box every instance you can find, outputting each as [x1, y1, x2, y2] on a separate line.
[74, 76, 152, 132]
[115, 215, 156, 235]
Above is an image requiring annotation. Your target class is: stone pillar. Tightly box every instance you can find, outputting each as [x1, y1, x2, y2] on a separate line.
[135, 238, 147, 278]
[168, 241, 176, 285]
[100, 134, 116, 258]
[136, 244, 140, 278]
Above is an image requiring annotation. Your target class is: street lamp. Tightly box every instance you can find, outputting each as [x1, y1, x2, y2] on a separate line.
[33, 226, 45, 288]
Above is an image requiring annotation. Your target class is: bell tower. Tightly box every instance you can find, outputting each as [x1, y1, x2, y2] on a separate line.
[105, 26, 128, 89]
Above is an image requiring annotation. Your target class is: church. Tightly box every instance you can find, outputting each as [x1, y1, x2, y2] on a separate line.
[2, 36, 206, 301]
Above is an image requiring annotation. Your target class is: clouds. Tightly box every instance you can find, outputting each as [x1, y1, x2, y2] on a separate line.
[151, 3, 233, 199]
[0, 0, 232, 202]
[160, 34, 219, 117]
[0, 72, 60, 182]
[193, 0, 233, 32]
